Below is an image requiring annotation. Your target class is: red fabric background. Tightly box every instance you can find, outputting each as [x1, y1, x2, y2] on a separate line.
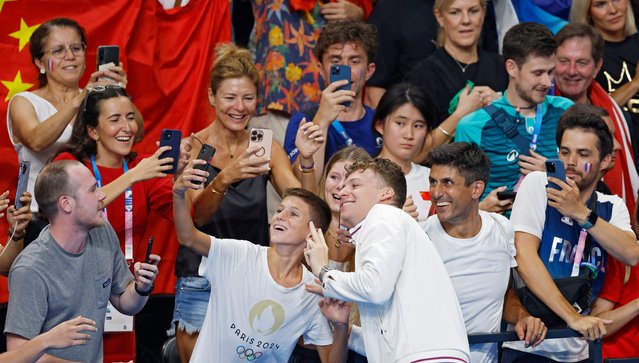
[0, 0, 231, 301]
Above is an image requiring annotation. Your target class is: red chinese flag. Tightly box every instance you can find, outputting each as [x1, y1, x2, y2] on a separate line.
[0, 0, 231, 303]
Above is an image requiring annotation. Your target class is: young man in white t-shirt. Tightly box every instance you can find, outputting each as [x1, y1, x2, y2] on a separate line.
[173, 161, 349, 363]
[505, 107, 639, 362]
[304, 158, 470, 363]
[424, 142, 546, 363]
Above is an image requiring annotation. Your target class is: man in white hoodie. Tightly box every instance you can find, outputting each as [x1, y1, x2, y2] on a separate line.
[305, 158, 470, 363]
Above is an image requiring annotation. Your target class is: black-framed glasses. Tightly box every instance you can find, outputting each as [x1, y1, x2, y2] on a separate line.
[44, 42, 86, 59]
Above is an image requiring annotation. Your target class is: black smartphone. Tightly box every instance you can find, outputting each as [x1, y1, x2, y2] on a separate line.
[145, 236, 154, 264]
[193, 144, 216, 186]
[159, 129, 182, 174]
[496, 191, 517, 200]
[15, 161, 30, 210]
[97, 45, 120, 70]
[329, 64, 351, 107]
[545, 159, 566, 190]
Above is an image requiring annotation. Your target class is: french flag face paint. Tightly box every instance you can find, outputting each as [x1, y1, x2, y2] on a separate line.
[48, 58, 55, 73]
[584, 162, 592, 173]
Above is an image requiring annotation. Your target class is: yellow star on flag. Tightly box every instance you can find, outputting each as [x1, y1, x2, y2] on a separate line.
[0, 0, 17, 13]
[2, 71, 34, 102]
[9, 18, 40, 51]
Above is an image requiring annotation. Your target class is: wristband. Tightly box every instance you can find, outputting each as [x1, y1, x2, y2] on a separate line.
[438, 126, 453, 138]
[578, 210, 599, 230]
[8, 230, 25, 241]
[298, 163, 315, 174]
[135, 282, 153, 296]
[210, 181, 227, 196]
[318, 265, 333, 283]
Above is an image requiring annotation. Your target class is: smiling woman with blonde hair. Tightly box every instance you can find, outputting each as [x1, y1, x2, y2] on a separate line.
[571, 0, 639, 164]
[406, 0, 508, 162]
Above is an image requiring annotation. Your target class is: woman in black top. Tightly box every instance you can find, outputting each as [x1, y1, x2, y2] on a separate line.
[406, 0, 508, 163]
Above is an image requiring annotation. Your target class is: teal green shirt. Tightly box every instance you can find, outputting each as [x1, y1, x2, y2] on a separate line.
[456, 93, 574, 199]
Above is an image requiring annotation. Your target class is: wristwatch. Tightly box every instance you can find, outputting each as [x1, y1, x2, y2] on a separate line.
[318, 265, 333, 284]
[579, 210, 599, 230]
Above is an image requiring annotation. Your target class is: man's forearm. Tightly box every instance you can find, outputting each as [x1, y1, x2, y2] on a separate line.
[111, 282, 148, 316]
[327, 324, 349, 363]
[502, 286, 531, 325]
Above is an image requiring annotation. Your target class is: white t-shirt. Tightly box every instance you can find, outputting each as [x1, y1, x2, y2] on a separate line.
[425, 211, 517, 363]
[7, 92, 73, 212]
[323, 204, 470, 363]
[191, 238, 333, 363]
[405, 162, 431, 227]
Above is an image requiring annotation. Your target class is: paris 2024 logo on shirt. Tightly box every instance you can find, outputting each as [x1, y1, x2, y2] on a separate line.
[248, 300, 285, 335]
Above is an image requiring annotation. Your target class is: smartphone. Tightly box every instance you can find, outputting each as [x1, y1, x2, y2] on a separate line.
[545, 159, 566, 190]
[496, 191, 517, 200]
[248, 128, 273, 168]
[145, 236, 154, 264]
[193, 144, 216, 186]
[15, 161, 30, 209]
[329, 64, 351, 107]
[159, 129, 182, 174]
[97, 45, 120, 71]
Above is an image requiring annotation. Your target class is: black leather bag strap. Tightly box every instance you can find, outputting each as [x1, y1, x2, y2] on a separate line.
[484, 104, 531, 156]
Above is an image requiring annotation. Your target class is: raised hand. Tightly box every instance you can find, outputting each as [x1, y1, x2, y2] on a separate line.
[314, 80, 356, 127]
[7, 192, 32, 237]
[295, 118, 325, 160]
[173, 159, 209, 196]
[402, 195, 419, 221]
[304, 221, 329, 277]
[133, 254, 160, 294]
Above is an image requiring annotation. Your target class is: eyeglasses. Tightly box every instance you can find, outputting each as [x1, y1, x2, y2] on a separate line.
[45, 43, 86, 59]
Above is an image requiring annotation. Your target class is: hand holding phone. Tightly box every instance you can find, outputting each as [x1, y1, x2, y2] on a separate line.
[159, 129, 183, 174]
[15, 161, 30, 210]
[545, 159, 566, 190]
[329, 64, 352, 107]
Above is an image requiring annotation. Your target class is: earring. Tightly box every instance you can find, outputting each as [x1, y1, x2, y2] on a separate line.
[40, 68, 45, 74]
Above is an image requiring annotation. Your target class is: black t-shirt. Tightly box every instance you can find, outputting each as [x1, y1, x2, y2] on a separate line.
[596, 33, 639, 165]
[405, 47, 508, 127]
[366, 0, 438, 88]
[366, 0, 498, 89]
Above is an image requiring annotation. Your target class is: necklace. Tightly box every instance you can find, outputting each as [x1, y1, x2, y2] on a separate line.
[210, 126, 243, 159]
[454, 58, 472, 73]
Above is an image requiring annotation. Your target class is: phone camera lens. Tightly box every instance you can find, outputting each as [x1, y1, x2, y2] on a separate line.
[251, 136, 257, 141]
[165, 133, 172, 140]
[547, 163, 555, 173]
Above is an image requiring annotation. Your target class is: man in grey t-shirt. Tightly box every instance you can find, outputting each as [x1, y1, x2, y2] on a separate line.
[5, 160, 160, 362]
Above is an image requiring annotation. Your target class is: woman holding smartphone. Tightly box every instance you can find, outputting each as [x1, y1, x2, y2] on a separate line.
[6, 18, 129, 221]
[172, 42, 323, 362]
[54, 86, 185, 362]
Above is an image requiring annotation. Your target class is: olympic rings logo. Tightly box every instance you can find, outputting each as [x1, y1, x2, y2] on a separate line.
[236, 346, 263, 361]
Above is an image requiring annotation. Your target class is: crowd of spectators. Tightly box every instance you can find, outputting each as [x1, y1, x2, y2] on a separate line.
[2, 0, 639, 362]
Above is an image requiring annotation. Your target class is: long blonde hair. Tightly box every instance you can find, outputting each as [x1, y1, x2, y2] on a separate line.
[570, 0, 637, 37]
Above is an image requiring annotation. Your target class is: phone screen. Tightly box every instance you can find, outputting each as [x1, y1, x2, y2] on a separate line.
[15, 161, 30, 210]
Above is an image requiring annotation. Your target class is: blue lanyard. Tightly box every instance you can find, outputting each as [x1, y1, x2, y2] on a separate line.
[90, 155, 134, 261]
[331, 120, 353, 146]
[529, 104, 543, 151]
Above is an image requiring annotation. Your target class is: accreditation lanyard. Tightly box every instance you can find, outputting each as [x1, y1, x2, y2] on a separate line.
[331, 120, 353, 146]
[529, 104, 543, 151]
[90, 155, 134, 262]
[571, 228, 588, 276]
[514, 104, 544, 191]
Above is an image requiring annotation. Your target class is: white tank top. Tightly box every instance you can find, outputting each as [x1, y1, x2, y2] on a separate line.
[6, 91, 73, 212]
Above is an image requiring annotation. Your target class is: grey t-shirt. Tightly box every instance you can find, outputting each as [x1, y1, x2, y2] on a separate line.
[5, 221, 133, 362]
